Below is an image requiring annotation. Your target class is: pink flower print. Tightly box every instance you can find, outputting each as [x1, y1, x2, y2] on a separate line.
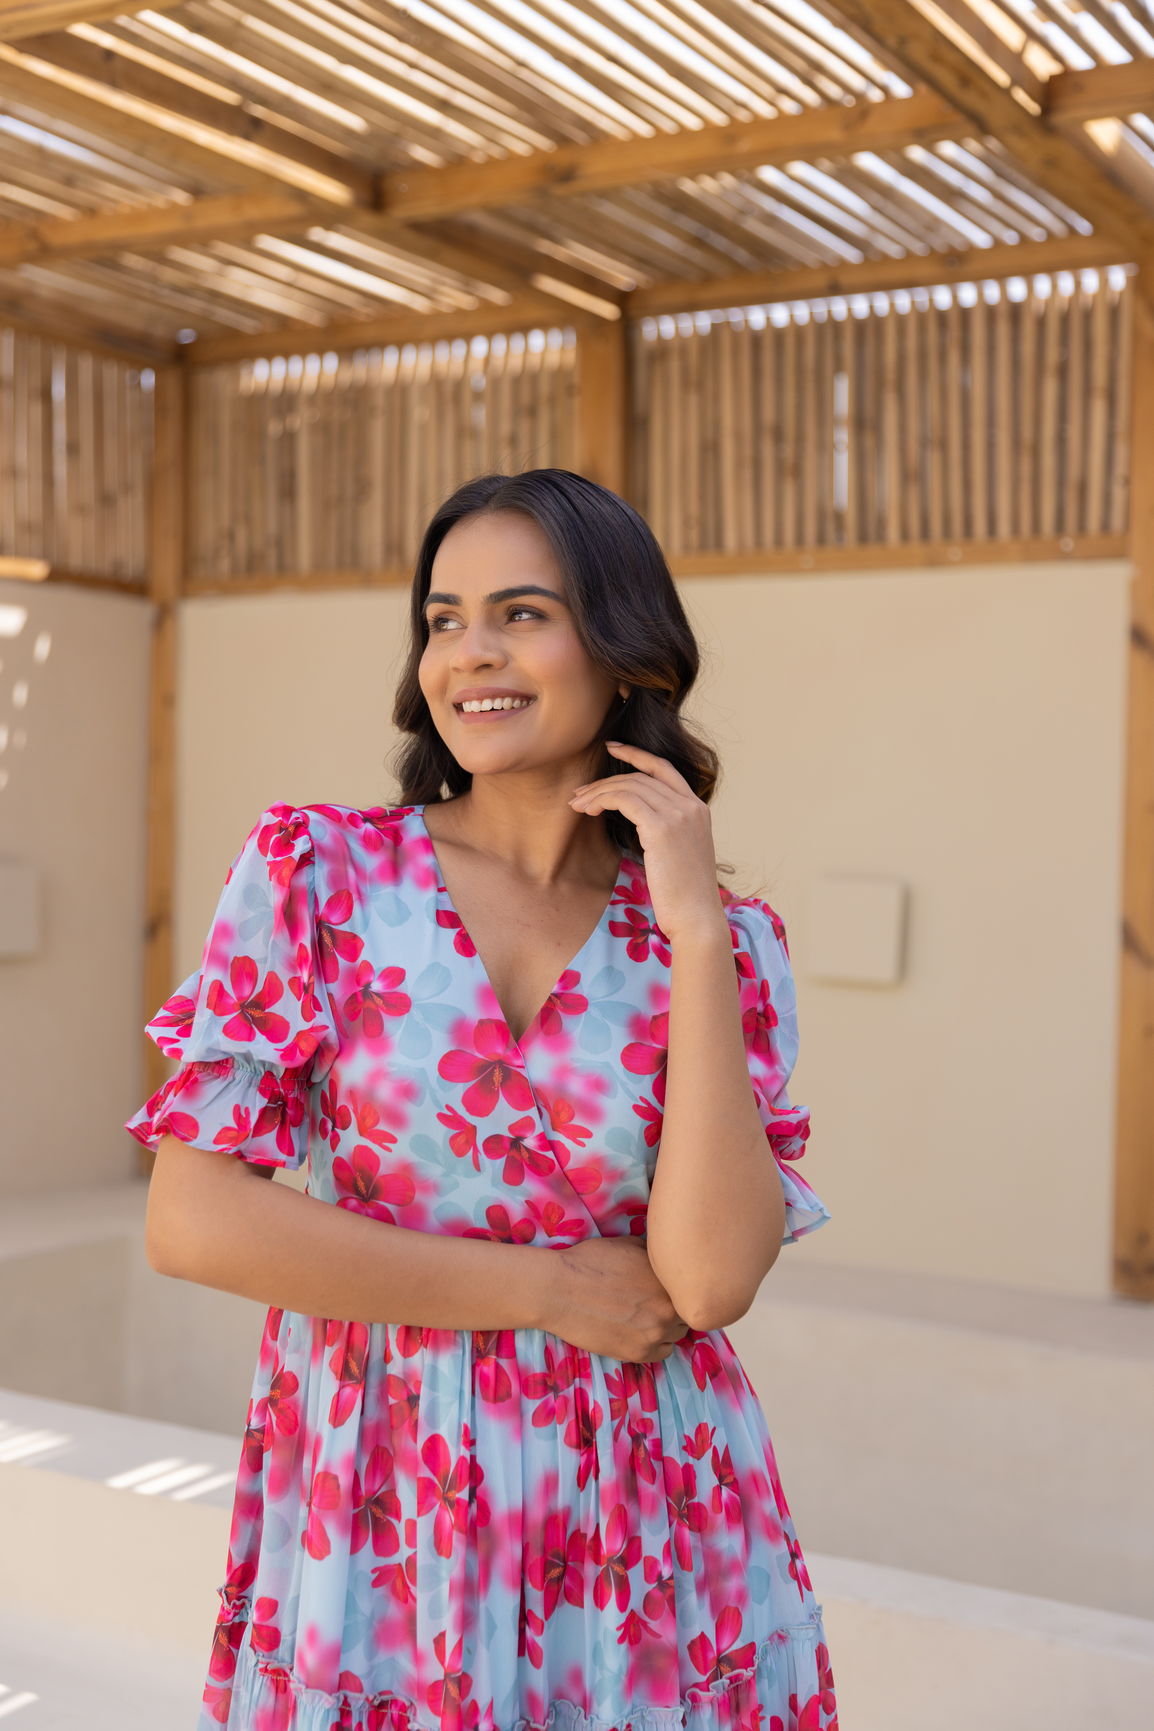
[550, 1139, 607, 1198]
[526, 1509, 587, 1617]
[438, 1020, 535, 1118]
[386, 1371, 421, 1440]
[518, 1598, 546, 1668]
[562, 1386, 603, 1491]
[287, 939, 325, 1024]
[266, 1360, 300, 1437]
[532, 1082, 593, 1149]
[632, 1094, 664, 1150]
[524, 1198, 590, 1240]
[686, 1331, 724, 1389]
[206, 956, 291, 1046]
[437, 1102, 483, 1172]
[642, 1541, 676, 1623]
[349, 1090, 400, 1151]
[315, 886, 364, 984]
[352, 1445, 401, 1557]
[216, 1067, 305, 1161]
[786, 1531, 813, 1596]
[319, 1079, 352, 1150]
[610, 902, 672, 968]
[256, 805, 312, 886]
[343, 960, 412, 1040]
[435, 904, 477, 960]
[208, 1614, 246, 1683]
[622, 1010, 669, 1107]
[616, 1606, 660, 1647]
[682, 1420, 716, 1461]
[815, 1641, 838, 1719]
[789, 1692, 825, 1731]
[624, 1415, 661, 1487]
[588, 1503, 642, 1611]
[535, 968, 591, 1036]
[743, 975, 781, 1061]
[426, 1626, 479, 1731]
[250, 1596, 282, 1654]
[150, 987, 197, 1054]
[480, 1114, 556, 1187]
[333, 1144, 415, 1221]
[711, 1441, 742, 1525]
[416, 1432, 470, 1559]
[469, 1329, 519, 1404]
[687, 1605, 756, 1688]
[328, 1322, 369, 1426]
[605, 1360, 658, 1435]
[521, 1338, 580, 1428]
[663, 1457, 709, 1572]
[241, 1398, 272, 1473]
[303, 1465, 342, 1559]
[461, 1201, 537, 1246]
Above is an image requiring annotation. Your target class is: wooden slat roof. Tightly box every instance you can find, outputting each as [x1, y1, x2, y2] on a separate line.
[2, 0, 1154, 359]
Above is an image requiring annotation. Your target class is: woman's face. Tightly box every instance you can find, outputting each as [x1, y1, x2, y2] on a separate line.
[418, 510, 621, 786]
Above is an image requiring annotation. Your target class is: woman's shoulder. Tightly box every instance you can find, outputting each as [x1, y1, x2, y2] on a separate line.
[267, 801, 423, 879]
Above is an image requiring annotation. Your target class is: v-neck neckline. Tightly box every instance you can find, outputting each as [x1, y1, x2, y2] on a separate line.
[413, 803, 632, 1053]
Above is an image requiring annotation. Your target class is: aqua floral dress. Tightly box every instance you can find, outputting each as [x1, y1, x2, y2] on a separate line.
[126, 801, 836, 1731]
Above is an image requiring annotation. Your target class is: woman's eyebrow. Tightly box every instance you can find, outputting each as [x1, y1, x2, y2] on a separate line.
[423, 585, 565, 609]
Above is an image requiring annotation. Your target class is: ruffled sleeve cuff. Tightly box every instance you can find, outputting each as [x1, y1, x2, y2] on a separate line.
[124, 1055, 313, 1170]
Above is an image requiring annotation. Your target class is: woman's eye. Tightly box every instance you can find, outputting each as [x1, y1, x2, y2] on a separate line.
[428, 605, 542, 631]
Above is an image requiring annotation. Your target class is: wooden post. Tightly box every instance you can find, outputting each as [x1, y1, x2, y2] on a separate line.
[136, 360, 185, 1176]
[1114, 269, 1154, 1299]
[576, 317, 629, 498]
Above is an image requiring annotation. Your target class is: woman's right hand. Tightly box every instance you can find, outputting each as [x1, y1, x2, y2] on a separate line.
[540, 1235, 694, 1363]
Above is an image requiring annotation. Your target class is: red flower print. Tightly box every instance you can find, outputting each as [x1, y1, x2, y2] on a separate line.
[625, 1415, 661, 1487]
[319, 1079, 352, 1149]
[480, 1114, 556, 1186]
[525, 1197, 590, 1239]
[682, 1420, 716, 1460]
[518, 1597, 546, 1668]
[427, 1626, 480, 1731]
[328, 1322, 369, 1426]
[815, 1641, 838, 1720]
[642, 1541, 676, 1622]
[256, 805, 311, 888]
[632, 1093, 664, 1150]
[469, 1329, 519, 1404]
[562, 1386, 603, 1491]
[686, 1330, 724, 1390]
[526, 1509, 587, 1617]
[535, 967, 591, 1036]
[241, 1398, 271, 1473]
[349, 1090, 401, 1151]
[416, 1432, 469, 1559]
[461, 1200, 538, 1245]
[588, 1503, 642, 1611]
[352, 1445, 401, 1557]
[663, 1457, 710, 1572]
[532, 1082, 593, 1149]
[609, 902, 672, 967]
[435, 904, 477, 959]
[206, 956, 291, 1046]
[343, 960, 412, 1040]
[208, 1615, 245, 1683]
[786, 1531, 813, 1596]
[436, 1101, 483, 1171]
[332, 1144, 415, 1221]
[287, 939, 326, 1024]
[266, 1359, 300, 1437]
[686, 1605, 756, 1687]
[303, 1466, 342, 1559]
[622, 1009, 669, 1107]
[149, 988, 197, 1055]
[521, 1338, 580, 1428]
[605, 1359, 658, 1434]
[616, 1606, 660, 1646]
[250, 1595, 282, 1654]
[711, 1441, 742, 1524]
[214, 1066, 306, 1161]
[438, 1020, 535, 1118]
[315, 885, 364, 983]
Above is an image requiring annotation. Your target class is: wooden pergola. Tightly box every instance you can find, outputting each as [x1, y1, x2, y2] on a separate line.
[1, 0, 1152, 1300]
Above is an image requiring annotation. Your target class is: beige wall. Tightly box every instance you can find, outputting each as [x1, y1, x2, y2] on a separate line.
[173, 560, 1131, 1300]
[0, 578, 152, 1195]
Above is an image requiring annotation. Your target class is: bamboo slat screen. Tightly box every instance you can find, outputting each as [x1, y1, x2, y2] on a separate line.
[0, 328, 154, 583]
[189, 326, 578, 582]
[631, 268, 1134, 556]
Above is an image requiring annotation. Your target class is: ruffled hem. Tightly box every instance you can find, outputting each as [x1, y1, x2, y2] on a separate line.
[124, 1056, 312, 1169]
[205, 1608, 837, 1731]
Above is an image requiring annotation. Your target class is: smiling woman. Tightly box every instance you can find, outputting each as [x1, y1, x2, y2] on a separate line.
[129, 468, 834, 1731]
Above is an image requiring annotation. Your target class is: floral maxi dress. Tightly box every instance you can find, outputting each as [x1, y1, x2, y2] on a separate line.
[125, 801, 837, 1731]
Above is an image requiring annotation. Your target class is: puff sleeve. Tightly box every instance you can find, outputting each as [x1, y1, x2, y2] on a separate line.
[124, 803, 340, 1170]
[726, 894, 831, 1245]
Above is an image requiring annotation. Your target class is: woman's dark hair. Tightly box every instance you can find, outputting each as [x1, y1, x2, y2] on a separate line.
[389, 468, 761, 895]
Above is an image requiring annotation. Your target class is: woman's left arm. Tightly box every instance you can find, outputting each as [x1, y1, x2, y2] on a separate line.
[568, 741, 786, 1333]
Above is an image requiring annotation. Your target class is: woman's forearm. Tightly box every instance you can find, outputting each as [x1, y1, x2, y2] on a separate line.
[147, 1141, 556, 1330]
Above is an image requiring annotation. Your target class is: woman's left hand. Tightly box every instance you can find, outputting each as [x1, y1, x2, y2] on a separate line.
[569, 741, 730, 942]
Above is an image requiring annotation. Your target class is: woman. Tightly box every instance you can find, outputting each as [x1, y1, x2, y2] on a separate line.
[127, 469, 837, 1731]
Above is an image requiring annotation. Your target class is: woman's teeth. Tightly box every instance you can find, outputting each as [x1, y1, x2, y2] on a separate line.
[457, 697, 535, 713]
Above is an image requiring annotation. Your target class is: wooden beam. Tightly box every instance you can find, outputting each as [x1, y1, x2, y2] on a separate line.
[0, 296, 174, 360]
[0, 1, 130, 35]
[0, 190, 326, 266]
[629, 234, 1128, 319]
[187, 293, 594, 364]
[1114, 271, 1154, 1300]
[379, 90, 965, 219]
[1046, 60, 1154, 126]
[137, 359, 184, 1174]
[576, 319, 629, 496]
[827, 0, 1154, 257]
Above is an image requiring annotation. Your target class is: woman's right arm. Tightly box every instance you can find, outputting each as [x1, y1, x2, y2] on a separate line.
[146, 1133, 555, 1331]
[146, 1135, 692, 1360]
